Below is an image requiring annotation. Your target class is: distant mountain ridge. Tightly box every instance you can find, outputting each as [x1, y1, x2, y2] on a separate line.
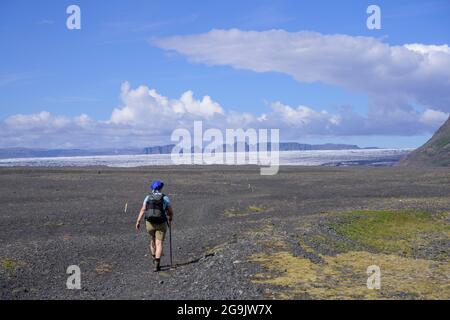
[0, 143, 376, 159]
[398, 116, 450, 167]
[144, 142, 376, 154]
[0, 148, 143, 159]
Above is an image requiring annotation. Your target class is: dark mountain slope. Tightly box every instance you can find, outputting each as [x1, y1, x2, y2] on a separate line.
[398, 116, 450, 167]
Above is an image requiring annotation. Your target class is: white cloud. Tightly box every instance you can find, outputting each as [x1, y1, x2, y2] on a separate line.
[5, 111, 72, 129]
[4, 30, 450, 148]
[110, 82, 224, 126]
[0, 82, 448, 149]
[420, 108, 449, 127]
[404, 44, 450, 55]
[153, 29, 450, 115]
[254, 101, 449, 138]
[0, 83, 229, 149]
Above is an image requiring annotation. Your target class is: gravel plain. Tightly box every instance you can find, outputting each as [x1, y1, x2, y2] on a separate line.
[0, 166, 449, 299]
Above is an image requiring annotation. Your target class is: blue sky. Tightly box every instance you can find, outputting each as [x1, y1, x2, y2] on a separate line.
[1, 0, 450, 149]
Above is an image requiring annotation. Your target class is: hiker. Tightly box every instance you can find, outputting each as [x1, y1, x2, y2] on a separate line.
[135, 180, 173, 272]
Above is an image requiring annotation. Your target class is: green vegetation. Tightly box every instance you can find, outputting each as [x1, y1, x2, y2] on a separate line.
[249, 210, 450, 299]
[434, 137, 450, 149]
[331, 210, 449, 256]
[251, 250, 450, 299]
[1, 258, 26, 275]
[399, 116, 450, 167]
[248, 205, 265, 213]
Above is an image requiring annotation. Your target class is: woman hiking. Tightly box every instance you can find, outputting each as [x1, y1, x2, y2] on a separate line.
[135, 180, 173, 272]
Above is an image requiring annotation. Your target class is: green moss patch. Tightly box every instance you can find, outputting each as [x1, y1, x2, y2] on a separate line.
[1, 258, 26, 275]
[330, 210, 449, 257]
[251, 250, 450, 299]
[249, 210, 450, 299]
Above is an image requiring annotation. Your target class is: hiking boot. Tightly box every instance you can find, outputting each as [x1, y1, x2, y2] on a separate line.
[154, 258, 161, 272]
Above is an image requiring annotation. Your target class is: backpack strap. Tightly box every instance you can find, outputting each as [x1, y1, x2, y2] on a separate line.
[162, 193, 167, 211]
[145, 194, 151, 210]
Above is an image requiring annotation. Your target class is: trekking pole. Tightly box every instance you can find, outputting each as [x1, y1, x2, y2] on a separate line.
[168, 221, 173, 268]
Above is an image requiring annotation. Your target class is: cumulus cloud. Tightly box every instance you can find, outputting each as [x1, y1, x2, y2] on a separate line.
[4, 111, 91, 129]
[254, 101, 449, 139]
[404, 44, 450, 55]
[1, 82, 448, 148]
[3, 29, 450, 148]
[0, 84, 229, 149]
[153, 29, 450, 115]
[110, 82, 224, 127]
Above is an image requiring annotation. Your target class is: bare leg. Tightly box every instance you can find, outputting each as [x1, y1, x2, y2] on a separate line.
[149, 236, 156, 256]
[155, 239, 164, 259]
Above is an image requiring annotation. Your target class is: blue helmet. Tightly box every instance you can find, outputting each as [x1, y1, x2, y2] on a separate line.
[150, 180, 164, 191]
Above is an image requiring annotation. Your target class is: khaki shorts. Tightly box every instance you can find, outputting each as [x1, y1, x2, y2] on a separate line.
[146, 221, 167, 241]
